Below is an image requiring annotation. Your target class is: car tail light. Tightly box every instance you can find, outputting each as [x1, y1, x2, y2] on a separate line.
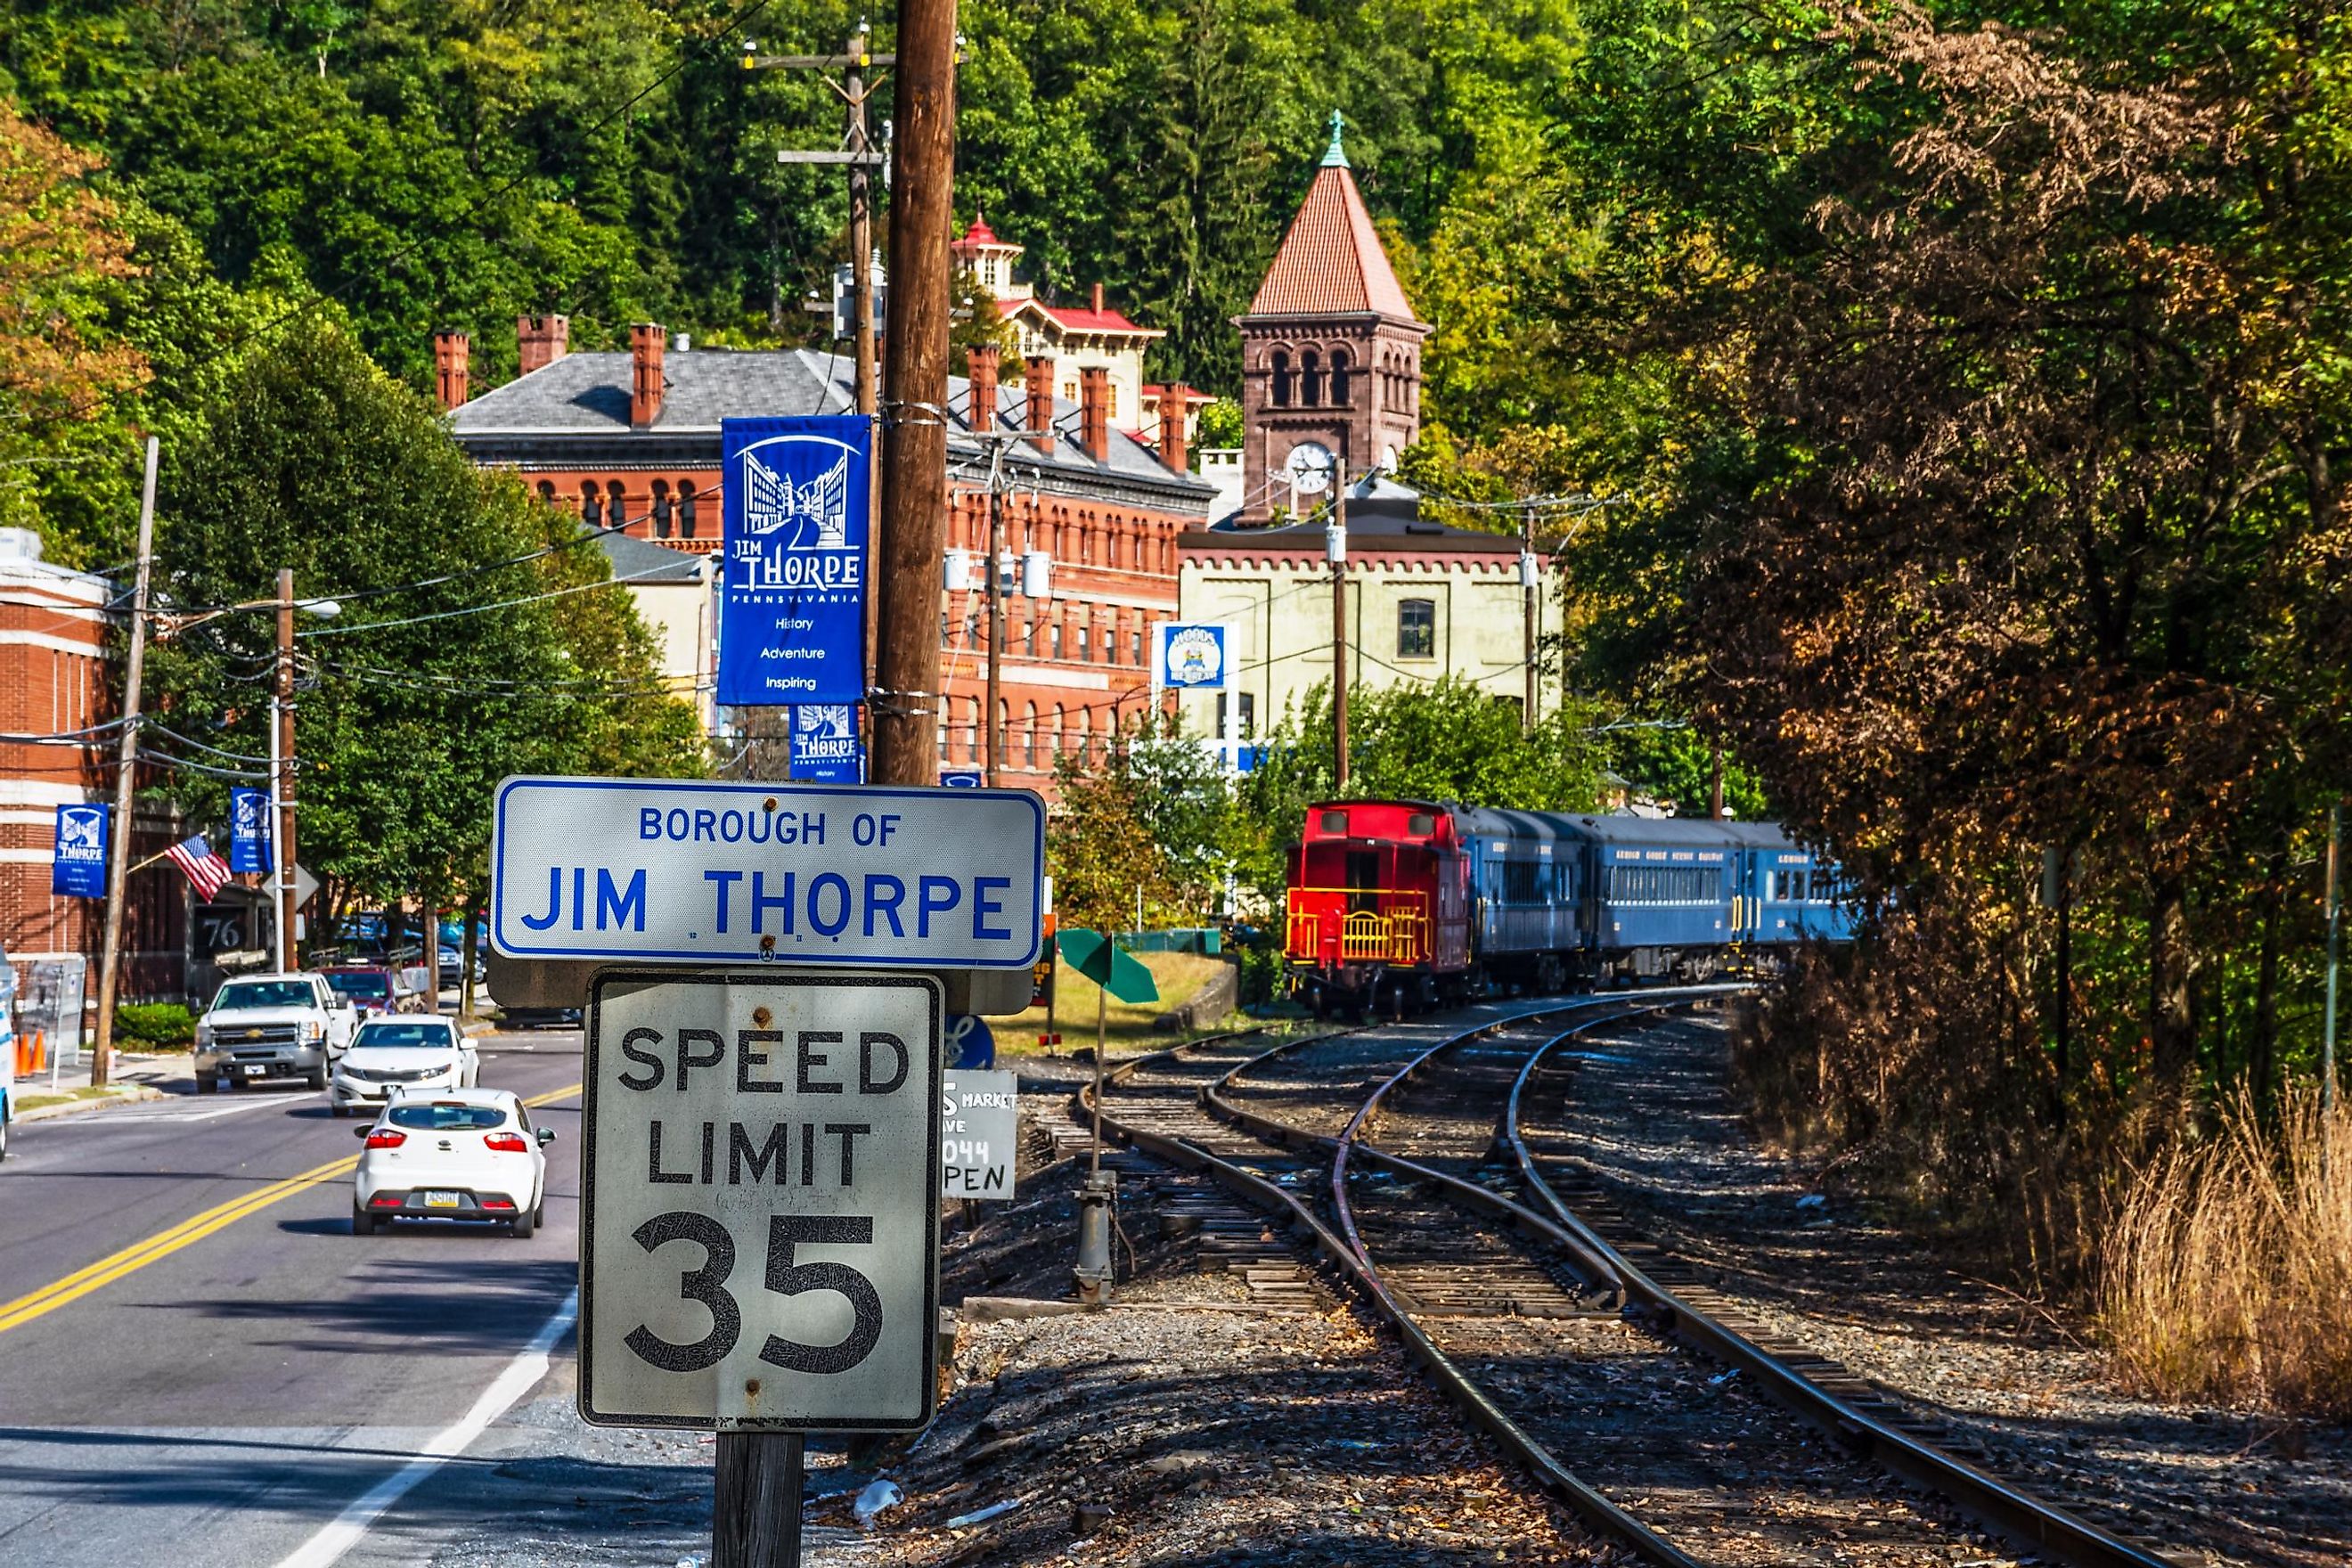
[369, 1193, 404, 1208]
[364, 1129, 406, 1149]
[479, 1196, 517, 1211]
[483, 1131, 530, 1153]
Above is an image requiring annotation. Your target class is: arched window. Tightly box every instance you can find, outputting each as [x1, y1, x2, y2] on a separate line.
[580, 486, 604, 527]
[1023, 703, 1039, 769]
[650, 479, 673, 539]
[967, 697, 984, 762]
[678, 482, 699, 539]
[1052, 704, 1066, 758]
[1076, 707, 1093, 764]
[1330, 350, 1352, 406]
[1301, 350, 1323, 405]
[996, 698, 1009, 764]
[536, 479, 557, 503]
[1270, 350, 1294, 407]
[605, 480, 629, 528]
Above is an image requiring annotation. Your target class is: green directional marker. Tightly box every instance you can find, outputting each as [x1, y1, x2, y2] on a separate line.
[1056, 928, 1158, 1006]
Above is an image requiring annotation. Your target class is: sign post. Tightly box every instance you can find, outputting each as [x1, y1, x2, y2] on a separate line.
[494, 775, 1047, 1567]
[583, 968, 943, 1566]
[1053, 929, 1157, 1303]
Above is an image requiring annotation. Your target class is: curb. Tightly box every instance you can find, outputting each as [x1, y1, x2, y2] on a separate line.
[12, 1083, 166, 1123]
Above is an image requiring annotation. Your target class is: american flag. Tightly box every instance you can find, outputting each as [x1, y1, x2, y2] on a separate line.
[165, 834, 233, 900]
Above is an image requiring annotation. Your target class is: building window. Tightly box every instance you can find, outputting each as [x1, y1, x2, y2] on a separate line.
[605, 480, 629, 527]
[1270, 351, 1293, 407]
[536, 480, 557, 503]
[580, 487, 604, 527]
[1398, 599, 1435, 659]
[1050, 621, 1064, 658]
[1330, 349, 1351, 405]
[1024, 703, 1039, 770]
[1302, 349, 1324, 405]
[650, 479, 673, 539]
[1131, 629, 1143, 665]
[1077, 624, 1091, 663]
[679, 482, 698, 539]
[1107, 383, 1119, 421]
[1216, 691, 1256, 738]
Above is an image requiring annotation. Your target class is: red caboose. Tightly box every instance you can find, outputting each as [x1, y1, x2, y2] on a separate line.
[1284, 799, 1472, 1017]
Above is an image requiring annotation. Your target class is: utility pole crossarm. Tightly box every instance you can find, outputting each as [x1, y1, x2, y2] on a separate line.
[744, 52, 896, 69]
[774, 150, 888, 165]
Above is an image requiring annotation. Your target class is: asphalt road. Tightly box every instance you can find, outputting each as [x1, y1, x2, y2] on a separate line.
[0, 1031, 589, 1568]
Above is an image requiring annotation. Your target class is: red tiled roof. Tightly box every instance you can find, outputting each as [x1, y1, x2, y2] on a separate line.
[1023, 299, 1161, 337]
[952, 215, 1005, 249]
[1249, 163, 1420, 321]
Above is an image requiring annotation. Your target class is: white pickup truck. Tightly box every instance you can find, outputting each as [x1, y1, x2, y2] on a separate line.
[193, 972, 360, 1093]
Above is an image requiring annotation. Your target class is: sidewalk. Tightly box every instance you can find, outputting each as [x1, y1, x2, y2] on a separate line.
[9, 1049, 192, 1123]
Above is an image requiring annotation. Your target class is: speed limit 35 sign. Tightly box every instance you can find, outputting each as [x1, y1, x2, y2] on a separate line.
[580, 968, 942, 1431]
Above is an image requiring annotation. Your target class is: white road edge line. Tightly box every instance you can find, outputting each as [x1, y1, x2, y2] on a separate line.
[272, 1289, 579, 1568]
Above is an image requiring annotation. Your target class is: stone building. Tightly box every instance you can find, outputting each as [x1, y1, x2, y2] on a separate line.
[1236, 115, 1431, 519]
[1176, 118, 1556, 746]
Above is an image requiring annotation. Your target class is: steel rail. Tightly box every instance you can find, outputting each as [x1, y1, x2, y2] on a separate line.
[1077, 997, 1699, 1564]
[1501, 1025, 2191, 1568]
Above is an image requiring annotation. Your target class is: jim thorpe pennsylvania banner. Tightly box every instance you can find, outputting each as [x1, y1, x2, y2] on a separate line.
[718, 414, 872, 707]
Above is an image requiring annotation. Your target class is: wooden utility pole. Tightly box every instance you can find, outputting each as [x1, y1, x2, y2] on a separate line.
[1330, 458, 1350, 790]
[745, 33, 891, 690]
[715, 1431, 804, 1568]
[984, 480, 1005, 786]
[868, 0, 958, 787]
[91, 435, 159, 1089]
[275, 568, 299, 970]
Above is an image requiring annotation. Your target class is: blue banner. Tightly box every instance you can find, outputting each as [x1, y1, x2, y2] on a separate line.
[229, 788, 273, 874]
[52, 803, 109, 898]
[719, 415, 872, 706]
[788, 704, 863, 783]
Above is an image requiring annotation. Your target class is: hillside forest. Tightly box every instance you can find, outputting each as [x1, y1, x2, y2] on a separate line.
[4, 0, 2349, 1413]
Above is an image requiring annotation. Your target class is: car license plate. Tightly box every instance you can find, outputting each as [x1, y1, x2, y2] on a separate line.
[424, 1190, 461, 1210]
[243, 1064, 266, 1077]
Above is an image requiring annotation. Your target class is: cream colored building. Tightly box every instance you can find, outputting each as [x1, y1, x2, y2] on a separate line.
[595, 529, 714, 732]
[1173, 476, 1554, 744]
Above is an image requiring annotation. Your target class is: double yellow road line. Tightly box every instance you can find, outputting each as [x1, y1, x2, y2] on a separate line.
[0, 1082, 580, 1337]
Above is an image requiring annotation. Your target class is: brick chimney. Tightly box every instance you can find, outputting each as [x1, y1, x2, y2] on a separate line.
[517, 314, 569, 374]
[1078, 365, 1110, 463]
[966, 344, 1000, 431]
[431, 331, 469, 411]
[630, 323, 665, 429]
[1023, 355, 1056, 454]
[1159, 382, 1190, 474]
[1090, 282, 1105, 314]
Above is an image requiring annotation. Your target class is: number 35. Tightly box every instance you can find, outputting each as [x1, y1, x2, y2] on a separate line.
[625, 1213, 883, 1375]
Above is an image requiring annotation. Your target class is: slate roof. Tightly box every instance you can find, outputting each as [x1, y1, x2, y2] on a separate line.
[593, 526, 707, 584]
[448, 347, 1213, 504]
[1247, 162, 1422, 322]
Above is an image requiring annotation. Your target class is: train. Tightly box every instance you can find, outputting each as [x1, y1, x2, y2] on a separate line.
[1281, 799, 1855, 1016]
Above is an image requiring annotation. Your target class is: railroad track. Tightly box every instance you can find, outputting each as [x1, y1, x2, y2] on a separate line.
[1070, 997, 2197, 1568]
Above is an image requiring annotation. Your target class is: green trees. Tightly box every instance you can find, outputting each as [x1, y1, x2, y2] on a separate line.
[143, 315, 701, 940]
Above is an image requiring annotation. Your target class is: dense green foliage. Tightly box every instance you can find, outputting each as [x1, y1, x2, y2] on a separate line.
[143, 315, 703, 935]
[110, 1001, 194, 1047]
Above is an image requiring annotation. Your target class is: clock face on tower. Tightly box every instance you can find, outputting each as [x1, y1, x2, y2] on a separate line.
[1285, 441, 1335, 494]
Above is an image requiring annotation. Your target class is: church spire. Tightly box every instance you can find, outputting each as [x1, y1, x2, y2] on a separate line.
[1320, 110, 1349, 169]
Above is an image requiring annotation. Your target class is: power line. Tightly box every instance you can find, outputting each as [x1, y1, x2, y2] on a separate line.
[296, 561, 698, 639]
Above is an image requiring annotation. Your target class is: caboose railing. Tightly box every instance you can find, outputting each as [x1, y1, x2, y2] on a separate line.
[1286, 887, 1428, 966]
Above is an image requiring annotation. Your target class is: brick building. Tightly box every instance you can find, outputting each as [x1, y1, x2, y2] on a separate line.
[443, 320, 1215, 791]
[1, 527, 184, 1018]
[1236, 115, 1431, 518]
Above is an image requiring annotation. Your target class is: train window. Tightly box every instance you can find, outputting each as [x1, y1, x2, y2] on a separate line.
[1503, 861, 1541, 902]
[1319, 810, 1348, 835]
[1611, 865, 1723, 904]
[1408, 813, 1435, 837]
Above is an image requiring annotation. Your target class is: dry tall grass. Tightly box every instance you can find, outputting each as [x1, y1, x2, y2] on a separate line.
[2100, 1087, 2352, 1418]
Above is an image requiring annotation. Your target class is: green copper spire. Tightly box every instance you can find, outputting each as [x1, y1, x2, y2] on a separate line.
[1320, 109, 1349, 168]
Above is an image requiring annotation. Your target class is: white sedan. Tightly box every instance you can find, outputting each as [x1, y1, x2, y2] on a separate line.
[330, 1017, 478, 1116]
[352, 1089, 553, 1237]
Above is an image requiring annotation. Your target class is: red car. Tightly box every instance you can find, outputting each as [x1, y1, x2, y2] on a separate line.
[318, 966, 425, 1018]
